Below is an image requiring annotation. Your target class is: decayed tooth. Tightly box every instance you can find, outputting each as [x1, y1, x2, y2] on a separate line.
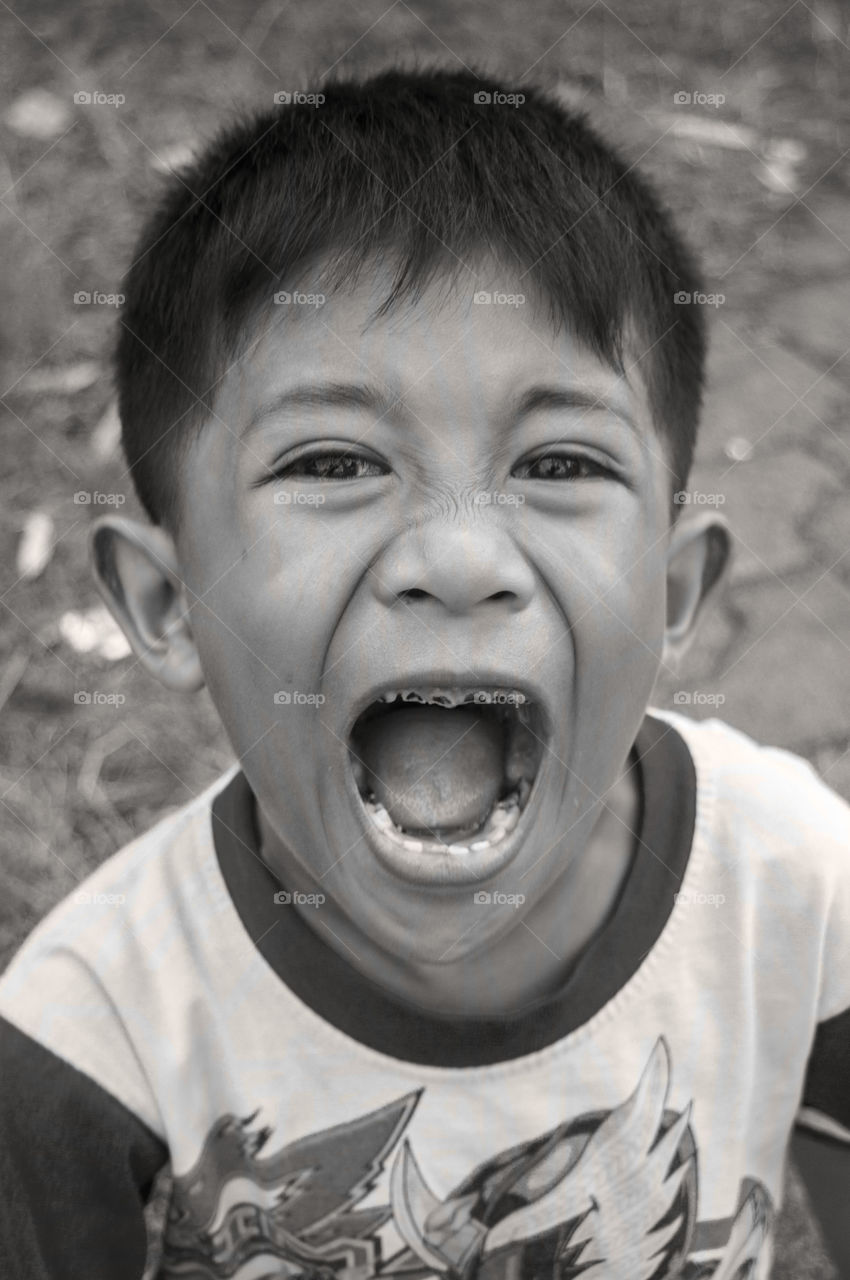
[442, 688, 469, 707]
[369, 804, 393, 830]
[502, 807, 520, 833]
[376, 684, 534, 709]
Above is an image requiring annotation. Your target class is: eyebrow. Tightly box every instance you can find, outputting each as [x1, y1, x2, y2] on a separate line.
[244, 382, 398, 436]
[511, 386, 638, 434]
[244, 380, 638, 437]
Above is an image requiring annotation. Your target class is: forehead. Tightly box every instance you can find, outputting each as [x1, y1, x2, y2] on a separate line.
[227, 258, 651, 434]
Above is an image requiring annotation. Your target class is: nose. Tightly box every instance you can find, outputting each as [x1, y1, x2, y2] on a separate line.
[371, 513, 536, 615]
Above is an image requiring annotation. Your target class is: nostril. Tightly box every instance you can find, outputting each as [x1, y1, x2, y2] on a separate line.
[401, 588, 515, 602]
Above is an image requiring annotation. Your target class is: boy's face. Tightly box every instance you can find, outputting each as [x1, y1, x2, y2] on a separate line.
[100, 260, 722, 966]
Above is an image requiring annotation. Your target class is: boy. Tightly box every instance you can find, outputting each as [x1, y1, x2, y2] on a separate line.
[0, 66, 847, 1280]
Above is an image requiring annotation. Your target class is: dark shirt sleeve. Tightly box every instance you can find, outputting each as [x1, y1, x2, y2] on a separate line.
[793, 1003, 850, 1269]
[798, 1004, 850, 1140]
[0, 1014, 169, 1280]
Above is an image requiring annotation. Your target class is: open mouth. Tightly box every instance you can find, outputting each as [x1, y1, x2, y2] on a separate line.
[348, 686, 546, 859]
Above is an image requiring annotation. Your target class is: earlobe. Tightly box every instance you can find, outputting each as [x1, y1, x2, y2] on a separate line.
[662, 514, 731, 670]
[89, 516, 205, 693]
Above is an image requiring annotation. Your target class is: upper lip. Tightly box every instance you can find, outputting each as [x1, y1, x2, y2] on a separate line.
[344, 668, 551, 737]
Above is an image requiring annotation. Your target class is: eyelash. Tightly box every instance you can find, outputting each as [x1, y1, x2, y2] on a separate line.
[513, 454, 612, 481]
[266, 449, 613, 483]
[268, 451, 386, 481]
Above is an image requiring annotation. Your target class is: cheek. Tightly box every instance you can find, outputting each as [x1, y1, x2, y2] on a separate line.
[562, 506, 655, 598]
[607, 557, 667, 673]
[562, 516, 668, 679]
[187, 601, 276, 741]
[189, 596, 324, 804]
[182, 526, 355, 746]
[618, 547, 668, 646]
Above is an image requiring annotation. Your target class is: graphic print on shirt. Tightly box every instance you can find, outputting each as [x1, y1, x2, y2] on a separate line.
[159, 1038, 773, 1280]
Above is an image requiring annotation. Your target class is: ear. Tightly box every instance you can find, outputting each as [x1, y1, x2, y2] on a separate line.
[662, 511, 731, 672]
[88, 516, 205, 692]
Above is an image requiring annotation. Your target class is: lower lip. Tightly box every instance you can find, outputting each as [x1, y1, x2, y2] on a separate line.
[344, 758, 545, 888]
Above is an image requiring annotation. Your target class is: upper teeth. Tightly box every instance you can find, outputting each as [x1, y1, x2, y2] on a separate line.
[376, 686, 528, 708]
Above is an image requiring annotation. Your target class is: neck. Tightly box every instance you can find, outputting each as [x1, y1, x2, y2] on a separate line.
[256, 766, 640, 1019]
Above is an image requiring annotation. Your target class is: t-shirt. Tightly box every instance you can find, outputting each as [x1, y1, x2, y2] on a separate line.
[0, 710, 848, 1280]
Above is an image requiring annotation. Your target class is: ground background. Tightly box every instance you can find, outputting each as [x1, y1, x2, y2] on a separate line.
[0, 1, 848, 1275]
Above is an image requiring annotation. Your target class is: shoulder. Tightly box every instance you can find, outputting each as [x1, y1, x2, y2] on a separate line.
[650, 708, 850, 861]
[2, 763, 239, 963]
[0, 765, 239, 1131]
[652, 709, 850, 1019]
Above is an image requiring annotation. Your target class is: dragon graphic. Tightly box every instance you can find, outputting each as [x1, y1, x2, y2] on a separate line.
[157, 1038, 773, 1280]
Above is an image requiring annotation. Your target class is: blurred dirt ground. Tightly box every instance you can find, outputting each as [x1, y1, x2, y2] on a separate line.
[1, 1, 849, 1275]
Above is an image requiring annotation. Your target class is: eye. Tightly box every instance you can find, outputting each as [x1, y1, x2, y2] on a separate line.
[513, 452, 613, 481]
[268, 449, 389, 481]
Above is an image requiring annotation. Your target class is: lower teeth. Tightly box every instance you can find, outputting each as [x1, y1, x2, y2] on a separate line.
[361, 782, 527, 854]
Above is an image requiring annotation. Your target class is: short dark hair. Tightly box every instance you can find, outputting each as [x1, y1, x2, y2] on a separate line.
[115, 64, 706, 531]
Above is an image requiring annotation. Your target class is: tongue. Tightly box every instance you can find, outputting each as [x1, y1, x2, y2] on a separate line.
[355, 705, 505, 835]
